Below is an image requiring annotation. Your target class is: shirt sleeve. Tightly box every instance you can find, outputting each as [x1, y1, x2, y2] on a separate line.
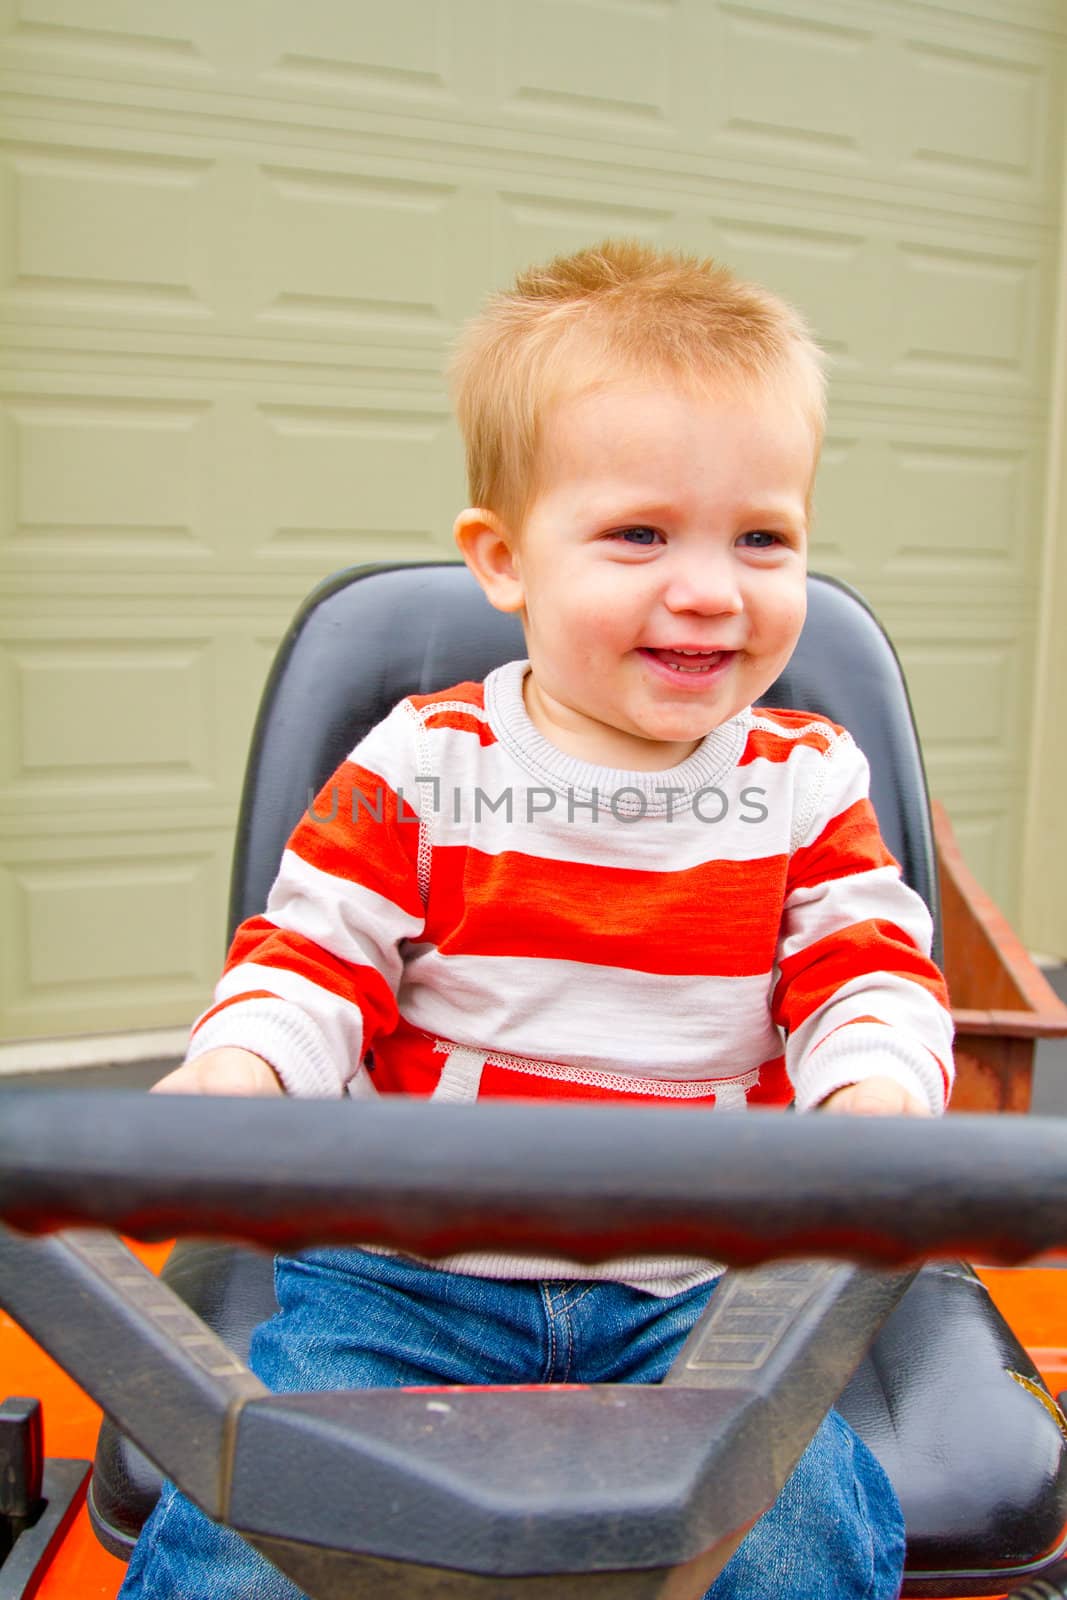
[185, 700, 426, 1097]
[772, 728, 955, 1114]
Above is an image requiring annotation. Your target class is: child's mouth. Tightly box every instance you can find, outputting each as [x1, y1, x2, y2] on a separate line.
[640, 647, 730, 675]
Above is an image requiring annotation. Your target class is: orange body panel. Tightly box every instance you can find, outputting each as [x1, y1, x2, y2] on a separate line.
[977, 1262, 1067, 1397]
[2, 1241, 171, 1598]
[3, 1246, 1064, 1600]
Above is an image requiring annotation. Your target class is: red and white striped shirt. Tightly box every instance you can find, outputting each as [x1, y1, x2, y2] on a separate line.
[188, 659, 953, 1287]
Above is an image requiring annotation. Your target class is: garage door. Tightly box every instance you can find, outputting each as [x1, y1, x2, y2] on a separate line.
[2, 0, 1062, 1039]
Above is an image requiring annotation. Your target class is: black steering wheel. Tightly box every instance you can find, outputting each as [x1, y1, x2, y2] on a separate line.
[3, 1093, 1067, 1600]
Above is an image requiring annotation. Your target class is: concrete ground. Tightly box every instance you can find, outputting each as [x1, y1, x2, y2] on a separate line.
[2, 1056, 177, 1091]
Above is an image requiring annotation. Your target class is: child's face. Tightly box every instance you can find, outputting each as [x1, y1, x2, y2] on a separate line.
[476, 378, 816, 771]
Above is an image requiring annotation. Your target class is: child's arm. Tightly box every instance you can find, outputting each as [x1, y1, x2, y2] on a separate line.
[174, 701, 426, 1099]
[775, 727, 954, 1116]
[152, 1047, 284, 1096]
[820, 1076, 930, 1116]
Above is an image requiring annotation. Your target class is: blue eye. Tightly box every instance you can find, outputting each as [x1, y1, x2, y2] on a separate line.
[740, 530, 780, 549]
[616, 526, 661, 545]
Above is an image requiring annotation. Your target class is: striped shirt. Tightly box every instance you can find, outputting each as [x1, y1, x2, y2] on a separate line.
[188, 659, 953, 1289]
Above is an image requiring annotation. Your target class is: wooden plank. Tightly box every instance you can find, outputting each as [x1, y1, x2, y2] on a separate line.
[935, 801, 1067, 1112]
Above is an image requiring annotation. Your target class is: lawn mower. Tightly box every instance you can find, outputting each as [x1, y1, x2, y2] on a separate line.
[3, 564, 1067, 1599]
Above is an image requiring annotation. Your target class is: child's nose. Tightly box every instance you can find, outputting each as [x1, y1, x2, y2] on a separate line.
[662, 553, 743, 616]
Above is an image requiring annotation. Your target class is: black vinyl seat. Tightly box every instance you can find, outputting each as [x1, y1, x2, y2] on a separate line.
[225, 564, 939, 952]
[91, 564, 1067, 1595]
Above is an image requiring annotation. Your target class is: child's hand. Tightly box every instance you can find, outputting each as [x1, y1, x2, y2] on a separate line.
[820, 1076, 930, 1117]
[151, 1047, 285, 1096]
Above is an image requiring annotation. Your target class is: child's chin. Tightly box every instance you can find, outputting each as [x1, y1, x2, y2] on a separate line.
[631, 721, 717, 759]
[641, 701, 734, 738]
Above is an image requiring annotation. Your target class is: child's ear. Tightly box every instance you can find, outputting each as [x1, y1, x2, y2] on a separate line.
[453, 509, 525, 614]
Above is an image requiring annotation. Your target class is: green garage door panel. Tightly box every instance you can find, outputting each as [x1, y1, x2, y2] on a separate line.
[0, 0, 1063, 1038]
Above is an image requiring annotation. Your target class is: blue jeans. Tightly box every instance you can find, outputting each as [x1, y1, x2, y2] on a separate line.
[120, 1249, 904, 1599]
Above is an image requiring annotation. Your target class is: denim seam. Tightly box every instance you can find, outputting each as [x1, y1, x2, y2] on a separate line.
[540, 1283, 575, 1383]
[129, 1483, 184, 1598]
[558, 1292, 574, 1383]
[847, 1418, 886, 1600]
[539, 1282, 558, 1382]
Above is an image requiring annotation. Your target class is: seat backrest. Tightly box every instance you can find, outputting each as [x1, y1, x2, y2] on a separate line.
[230, 564, 939, 958]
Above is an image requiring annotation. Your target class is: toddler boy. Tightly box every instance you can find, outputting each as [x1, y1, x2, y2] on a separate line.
[121, 241, 953, 1600]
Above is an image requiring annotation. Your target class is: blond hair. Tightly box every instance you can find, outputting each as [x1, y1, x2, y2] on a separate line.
[449, 239, 826, 525]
